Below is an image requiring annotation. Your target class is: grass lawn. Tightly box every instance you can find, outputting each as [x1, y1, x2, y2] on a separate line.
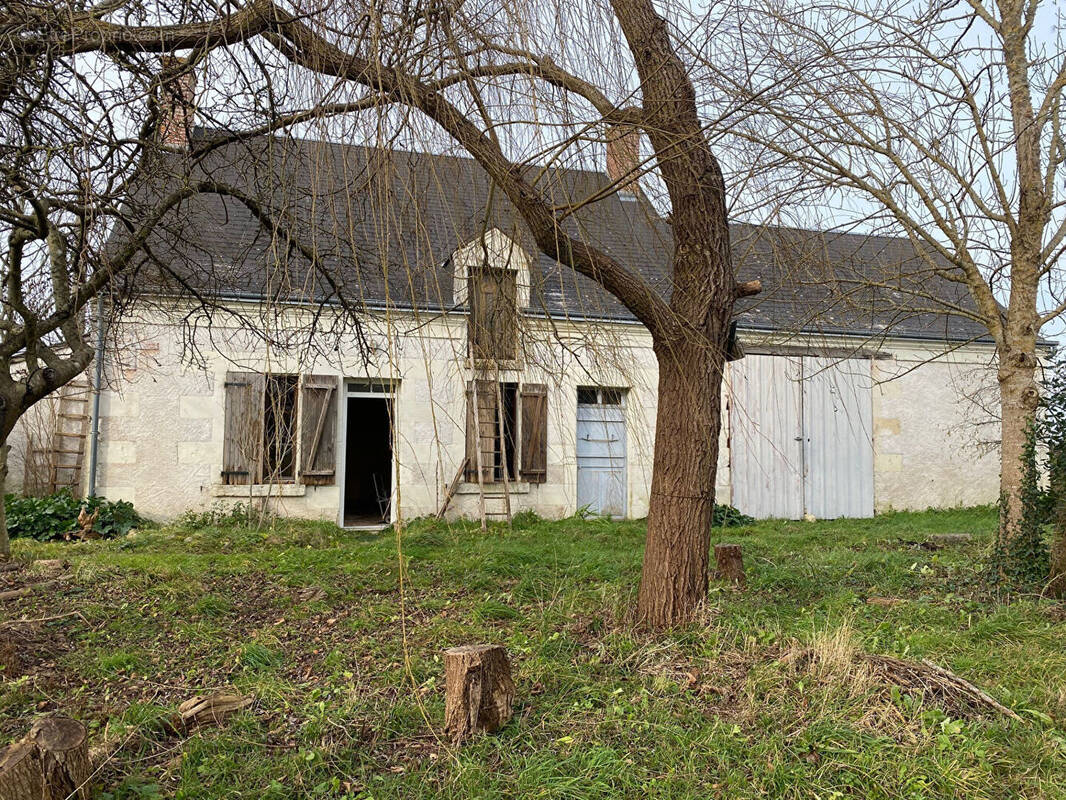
[2, 507, 1066, 799]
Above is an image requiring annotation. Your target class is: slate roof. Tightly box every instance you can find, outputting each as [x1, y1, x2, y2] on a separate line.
[121, 129, 993, 344]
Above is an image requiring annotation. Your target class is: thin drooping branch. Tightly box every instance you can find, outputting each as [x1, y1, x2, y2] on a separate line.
[263, 11, 683, 339]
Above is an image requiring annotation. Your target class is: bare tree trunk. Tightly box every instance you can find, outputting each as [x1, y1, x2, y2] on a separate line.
[637, 338, 726, 626]
[998, 345, 1040, 536]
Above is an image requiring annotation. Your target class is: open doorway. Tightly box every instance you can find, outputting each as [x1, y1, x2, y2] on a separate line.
[343, 383, 394, 527]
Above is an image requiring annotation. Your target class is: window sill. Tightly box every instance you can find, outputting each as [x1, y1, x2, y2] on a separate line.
[211, 483, 307, 498]
[456, 482, 530, 495]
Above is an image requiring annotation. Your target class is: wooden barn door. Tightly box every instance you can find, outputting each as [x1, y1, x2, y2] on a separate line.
[729, 355, 873, 519]
[729, 355, 804, 519]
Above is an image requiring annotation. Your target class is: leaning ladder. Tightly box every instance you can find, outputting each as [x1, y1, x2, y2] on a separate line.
[470, 377, 512, 529]
[48, 379, 91, 495]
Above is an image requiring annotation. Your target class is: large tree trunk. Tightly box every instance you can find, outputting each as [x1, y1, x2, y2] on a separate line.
[998, 344, 1040, 537]
[637, 336, 727, 627]
[607, 0, 736, 628]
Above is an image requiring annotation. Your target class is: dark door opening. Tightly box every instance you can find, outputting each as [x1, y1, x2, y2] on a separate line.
[344, 395, 393, 526]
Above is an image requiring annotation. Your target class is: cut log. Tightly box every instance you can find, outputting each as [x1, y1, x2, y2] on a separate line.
[32, 560, 68, 572]
[444, 644, 515, 742]
[0, 717, 91, 800]
[0, 579, 60, 602]
[32, 718, 91, 800]
[174, 691, 253, 730]
[714, 544, 746, 586]
[866, 596, 903, 608]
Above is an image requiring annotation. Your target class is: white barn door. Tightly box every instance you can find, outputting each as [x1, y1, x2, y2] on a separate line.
[729, 355, 873, 519]
[730, 355, 804, 519]
[801, 357, 874, 518]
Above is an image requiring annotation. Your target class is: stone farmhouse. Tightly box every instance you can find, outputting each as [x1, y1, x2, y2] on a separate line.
[10, 127, 1007, 526]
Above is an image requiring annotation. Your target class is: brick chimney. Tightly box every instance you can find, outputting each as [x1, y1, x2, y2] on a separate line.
[605, 125, 640, 195]
[157, 56, 197, 149]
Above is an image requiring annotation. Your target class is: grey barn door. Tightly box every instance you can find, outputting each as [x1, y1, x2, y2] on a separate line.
[576, 398, 627, 518]
[802, 357, 874, 518]
[730, 355, 873, 519]
[730, 355, 804, 519]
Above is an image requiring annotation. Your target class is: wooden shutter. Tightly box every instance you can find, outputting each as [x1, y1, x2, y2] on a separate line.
[519, 383, 548, 483]
[222, 371, 264, 485]
[492, 269, 518, 360]
[299, 375, 338, 485]
[465, 380, 498, 481]
[468, 267, 517, 361]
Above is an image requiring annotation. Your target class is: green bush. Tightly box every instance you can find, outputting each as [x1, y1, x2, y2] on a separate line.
[5, 491, 146, 541]
[713, 503, 755, 528]
[175, 501, 253, 529]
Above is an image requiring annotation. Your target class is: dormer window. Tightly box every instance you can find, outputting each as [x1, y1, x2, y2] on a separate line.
[452, 228, 530, 364]
[468, 264, 517, 361]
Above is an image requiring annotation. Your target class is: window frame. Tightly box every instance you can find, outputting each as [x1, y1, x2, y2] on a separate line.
[577, 386, 627, 407]
[262, 373, 299, 484]
[221, 371, 341, 488]
[465, 380, 547, 485]
[467, 264, 519, 363]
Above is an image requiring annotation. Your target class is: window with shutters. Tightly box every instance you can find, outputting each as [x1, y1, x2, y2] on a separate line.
[222, 371, 338, 486]
[468, 265, 517, 362]
[465, 381, 547, 484]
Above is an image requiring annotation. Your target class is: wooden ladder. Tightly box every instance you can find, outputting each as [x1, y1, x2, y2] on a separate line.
[471, 379, 512, 529]
[48, 380, 91, 495]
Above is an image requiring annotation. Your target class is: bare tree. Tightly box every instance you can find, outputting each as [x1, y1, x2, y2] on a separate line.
[4, 0, 759, 626]
[703, 0, 1066, 570]
[0, 2, 349, 555]
[264, 0, 766, 626]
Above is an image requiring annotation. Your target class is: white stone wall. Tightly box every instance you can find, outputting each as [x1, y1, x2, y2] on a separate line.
[14, 302, 1003, 522]
[85, 304, 664, 523]
[870, 340, 1001, 511]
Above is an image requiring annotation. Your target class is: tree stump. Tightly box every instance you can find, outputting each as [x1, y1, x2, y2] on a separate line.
[443, 645, 515, 742]
[714, 544, 746, 587]
[0, 717, 91, 800]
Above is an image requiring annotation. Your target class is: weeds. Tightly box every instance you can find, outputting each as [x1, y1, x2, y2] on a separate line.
[2, 507, 1064, 799]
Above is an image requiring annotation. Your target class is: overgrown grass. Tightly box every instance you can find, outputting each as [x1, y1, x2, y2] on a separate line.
[3, 507, 1066, 799]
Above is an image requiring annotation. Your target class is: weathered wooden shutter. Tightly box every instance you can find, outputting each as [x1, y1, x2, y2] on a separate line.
[519, 384, 548, 483]
[492, 269, 518, 360]
[468, 267, 517, 361]
[222, 371, 265, 485]
[465, 380, 498, 481]
[299, 375, 339, 485]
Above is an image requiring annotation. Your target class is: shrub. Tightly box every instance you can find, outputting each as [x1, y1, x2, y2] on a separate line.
[713, 503, 755, 528]
[5, 491, 146, 541]
[175, 501, 253, 529]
